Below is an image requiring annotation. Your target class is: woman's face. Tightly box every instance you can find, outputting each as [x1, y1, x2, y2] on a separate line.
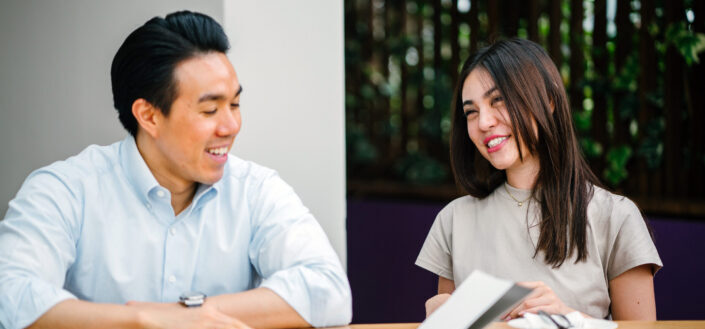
[461, 68, 538, 175]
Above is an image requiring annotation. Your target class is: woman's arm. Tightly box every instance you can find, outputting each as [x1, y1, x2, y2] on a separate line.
[438, 276, 456, 294]
[609, 264, 657, 320]
[425, 276, 456, 317]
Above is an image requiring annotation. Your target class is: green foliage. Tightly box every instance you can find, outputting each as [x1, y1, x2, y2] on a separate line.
[638, 117, 666, 169]
[344, 0, 700, 195]
[393, 152, 448, 185]
[574, 110, 592, 133]
[346, 124, 379, 166]
[581, 137, 603, 159]
[604, 145, 633, 186]
[665, 22, 705, 65]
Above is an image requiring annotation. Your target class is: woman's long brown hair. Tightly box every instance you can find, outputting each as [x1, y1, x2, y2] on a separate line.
[449, 38, 601, 267]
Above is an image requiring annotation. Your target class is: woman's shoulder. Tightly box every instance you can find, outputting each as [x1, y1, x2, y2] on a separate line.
[443, 194, 485, 211]
[588, 185, 643, 225]
[435, 193, 495, 221]
[426, 195, 484, 240]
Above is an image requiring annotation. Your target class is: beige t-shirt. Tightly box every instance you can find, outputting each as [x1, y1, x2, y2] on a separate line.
[415, 183, 662, 318]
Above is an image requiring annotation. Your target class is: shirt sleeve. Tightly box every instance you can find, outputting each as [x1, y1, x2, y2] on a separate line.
[415, 203, 454, 281]
[247, 171, 351, 328]
[0, 170, 80, 329]
[605, 196, 663, 281]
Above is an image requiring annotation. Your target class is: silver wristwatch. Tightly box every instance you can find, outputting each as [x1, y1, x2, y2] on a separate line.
[179, 291, 206, 307]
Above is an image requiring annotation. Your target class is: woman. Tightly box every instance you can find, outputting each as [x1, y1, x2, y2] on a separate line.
[415, 38, 661, 320]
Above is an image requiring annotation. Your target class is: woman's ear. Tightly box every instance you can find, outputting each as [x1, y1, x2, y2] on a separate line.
[131, 98, 161, 138]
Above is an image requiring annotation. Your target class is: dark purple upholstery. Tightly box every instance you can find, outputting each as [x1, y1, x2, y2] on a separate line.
[346, 198, 705, 323]
[347, 199, 441, 323]
[651, 218, 705, 319]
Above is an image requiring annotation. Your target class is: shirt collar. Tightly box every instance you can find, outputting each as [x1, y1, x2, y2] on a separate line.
[192, 182, 217, 211]
[119, 136, 161, 204]
[193, 163, 225, 209]
[119, 136, 222, 208]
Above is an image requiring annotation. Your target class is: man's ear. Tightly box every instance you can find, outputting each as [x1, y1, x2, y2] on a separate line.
[132, 98, 161, 138]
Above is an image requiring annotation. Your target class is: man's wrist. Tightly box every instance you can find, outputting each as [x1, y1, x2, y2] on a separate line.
[132, 308, 154, 329]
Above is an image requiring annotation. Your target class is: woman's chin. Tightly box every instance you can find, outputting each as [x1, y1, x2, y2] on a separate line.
[485, 157, 514, 171]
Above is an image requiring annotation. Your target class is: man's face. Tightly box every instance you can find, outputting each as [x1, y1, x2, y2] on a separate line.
[151, 52, 241, 188]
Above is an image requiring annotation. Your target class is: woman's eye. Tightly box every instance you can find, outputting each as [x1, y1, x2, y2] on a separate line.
[491, 96, 504, 105]
[230, 103, 239, 109]
[463, 109, 477, 117]
[204, 109, 217, 115]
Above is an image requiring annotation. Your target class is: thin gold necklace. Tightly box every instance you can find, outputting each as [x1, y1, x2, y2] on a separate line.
[504, 183, 531, 207]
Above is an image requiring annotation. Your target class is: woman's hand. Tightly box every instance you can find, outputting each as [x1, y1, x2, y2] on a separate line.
[126, 300, 253, 329]
[503, 281, 575, 320]
[424, 293, 451, 318]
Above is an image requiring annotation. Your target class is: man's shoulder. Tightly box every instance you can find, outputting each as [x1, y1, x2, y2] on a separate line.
[222, 155, 278, 184]
[31, 141, 122, 183]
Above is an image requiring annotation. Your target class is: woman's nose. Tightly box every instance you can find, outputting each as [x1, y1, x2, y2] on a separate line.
[477, 107, 497, 131]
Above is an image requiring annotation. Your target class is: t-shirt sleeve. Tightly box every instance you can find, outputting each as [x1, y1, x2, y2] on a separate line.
[605, 197, 663, 281]
[415, 203, 454, 280]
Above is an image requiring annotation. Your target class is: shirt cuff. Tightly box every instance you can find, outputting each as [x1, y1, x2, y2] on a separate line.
[259, 266, 351, 327]
[1, 278, 76, 329]
[415, 257, 453, 281]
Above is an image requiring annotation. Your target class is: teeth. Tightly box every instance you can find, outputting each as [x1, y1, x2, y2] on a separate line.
[487, 136, 508, 148]
[207, 147, 228, 156]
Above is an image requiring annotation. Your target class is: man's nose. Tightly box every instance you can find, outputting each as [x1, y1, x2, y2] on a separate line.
[216, 109, 240, 136]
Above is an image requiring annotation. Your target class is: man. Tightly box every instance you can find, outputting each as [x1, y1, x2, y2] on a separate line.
[0, 11, 351, 329]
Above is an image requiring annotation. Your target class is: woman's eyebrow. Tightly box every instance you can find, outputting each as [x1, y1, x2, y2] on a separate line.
[483, 86, 498, 98]
[462, 86, 498, 106]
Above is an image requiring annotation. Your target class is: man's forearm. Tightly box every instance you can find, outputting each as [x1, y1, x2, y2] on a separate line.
[27, 298, 254, 329]
[27, 299, 142, 329]
[209, 287, 309, 329]
[25, 288, 308, 329]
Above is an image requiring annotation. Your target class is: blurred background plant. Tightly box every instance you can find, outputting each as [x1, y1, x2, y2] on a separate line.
[345, 0, 705, 216]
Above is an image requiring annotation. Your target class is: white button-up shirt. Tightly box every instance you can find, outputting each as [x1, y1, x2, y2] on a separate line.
[0, 136, 351, 329]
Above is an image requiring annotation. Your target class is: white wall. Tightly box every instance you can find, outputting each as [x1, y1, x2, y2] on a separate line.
[224, 1, 347, 265]
[0, 1, 347, 265]
[0, 0, 223, 214]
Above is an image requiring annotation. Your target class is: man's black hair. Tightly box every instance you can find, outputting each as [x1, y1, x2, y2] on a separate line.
[111, 10, 230, 137]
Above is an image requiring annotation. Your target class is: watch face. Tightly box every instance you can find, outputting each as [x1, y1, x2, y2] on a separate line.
[179, 291, 206, 307]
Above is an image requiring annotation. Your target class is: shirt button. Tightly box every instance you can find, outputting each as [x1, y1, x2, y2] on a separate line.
[169, 228, 176, 236]
[145, 203, 152, 210]
[168, 275, 176, 283]
[157, 190, 166, 198]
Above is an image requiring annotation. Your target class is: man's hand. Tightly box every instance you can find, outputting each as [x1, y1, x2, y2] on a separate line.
[126, 301, 252, 329]
[503, 281, 575, 320]
[424, 293, 451, 318]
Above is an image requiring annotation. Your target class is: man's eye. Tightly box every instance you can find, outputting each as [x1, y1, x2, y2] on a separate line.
[230, 103, 239, 109]
[204, 109, 217, 115]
